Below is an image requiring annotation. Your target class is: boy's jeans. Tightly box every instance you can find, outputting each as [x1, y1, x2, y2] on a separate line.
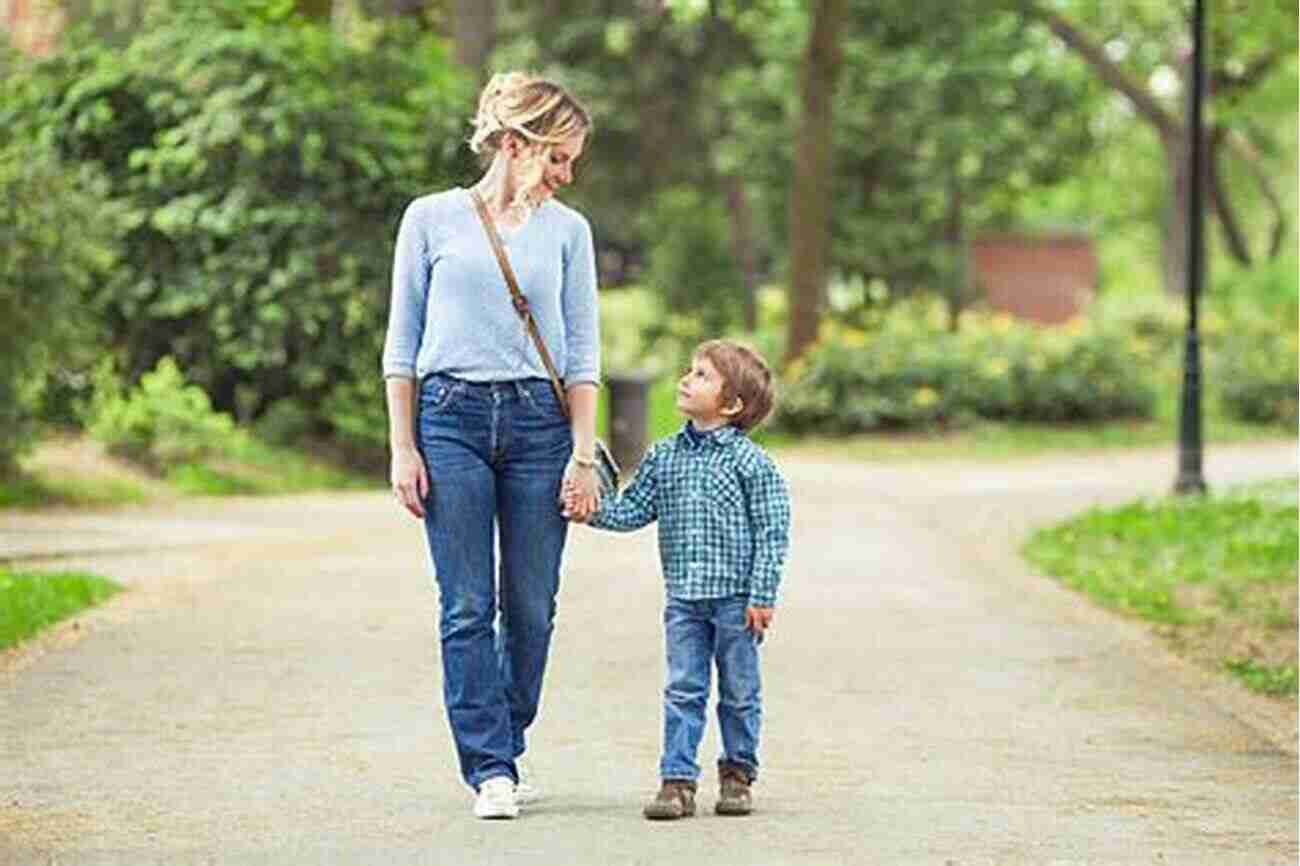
[660, 594, 762, 782]
[417, 374, 571, 790]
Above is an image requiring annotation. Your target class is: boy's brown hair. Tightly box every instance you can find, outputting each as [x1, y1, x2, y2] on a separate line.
[695, 339, 776, 433]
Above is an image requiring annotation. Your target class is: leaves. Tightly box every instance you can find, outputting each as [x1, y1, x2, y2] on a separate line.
[4, 10, 471, 436]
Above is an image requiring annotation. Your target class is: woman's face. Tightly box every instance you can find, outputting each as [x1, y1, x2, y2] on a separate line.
[509, 131, 586, 206]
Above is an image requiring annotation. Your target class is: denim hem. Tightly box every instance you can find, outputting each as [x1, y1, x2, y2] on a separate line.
[659, 774, 699, 786]
[472, 768, 518, 792]
[717, 758, 758, 782]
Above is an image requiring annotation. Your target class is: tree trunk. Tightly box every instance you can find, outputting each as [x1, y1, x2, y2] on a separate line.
[451, 0, 496, 82]
[785, 0, 847, 364]
[294, 0, 333, 18]
[943, 173, 966, 332]
[1160, 130, 1190, 298]
[723, 174, 759, 332]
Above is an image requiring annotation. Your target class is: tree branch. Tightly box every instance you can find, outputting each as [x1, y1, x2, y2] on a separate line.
[1207, 127, 1252, 265]
[1022, 3, 1178, 138]
[1224, 128, 1289, 259]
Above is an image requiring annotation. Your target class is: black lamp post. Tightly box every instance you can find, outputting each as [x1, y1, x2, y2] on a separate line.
[1174, 0, 1208, 495]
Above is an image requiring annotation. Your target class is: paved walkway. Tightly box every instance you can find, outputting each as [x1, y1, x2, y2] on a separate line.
[1, 442, 1296, 865]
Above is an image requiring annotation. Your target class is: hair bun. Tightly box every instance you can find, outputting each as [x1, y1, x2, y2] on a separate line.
[467, 71, 590, 159]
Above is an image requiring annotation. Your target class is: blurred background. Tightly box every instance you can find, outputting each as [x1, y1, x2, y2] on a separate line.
[1, 0, 1295, 505]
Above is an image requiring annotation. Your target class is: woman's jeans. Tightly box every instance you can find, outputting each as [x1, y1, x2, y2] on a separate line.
[416, 373, 571, 790]
[660, 595, 762, 783]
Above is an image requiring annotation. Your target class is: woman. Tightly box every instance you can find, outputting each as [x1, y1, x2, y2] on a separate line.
[382, 72, 601, 820]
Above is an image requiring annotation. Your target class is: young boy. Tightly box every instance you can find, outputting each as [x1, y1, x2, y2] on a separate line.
[565, 339, 791, 820]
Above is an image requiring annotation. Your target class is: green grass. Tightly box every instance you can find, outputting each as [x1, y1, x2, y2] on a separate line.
[220, 438, 375, 494]
[0, 471, 150, 509]
[1023, 478, 1299, 696]
[166, 437, 375, 497]
[0, 567, 123, 650]
[1222, 659, 1299, 696]
[2, 435, 376, 510]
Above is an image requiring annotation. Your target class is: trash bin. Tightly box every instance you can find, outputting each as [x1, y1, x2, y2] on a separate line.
[605, 371, 654, 477]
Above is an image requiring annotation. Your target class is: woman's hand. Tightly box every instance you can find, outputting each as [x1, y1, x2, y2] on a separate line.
[560, 459, 600, 522]
[391, 444, 429, 519]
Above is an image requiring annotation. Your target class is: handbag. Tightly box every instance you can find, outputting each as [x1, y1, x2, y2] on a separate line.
[468, 189, 621, 497]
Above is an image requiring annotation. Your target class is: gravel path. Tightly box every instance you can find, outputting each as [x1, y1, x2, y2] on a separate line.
[2, 441, 1295, 865]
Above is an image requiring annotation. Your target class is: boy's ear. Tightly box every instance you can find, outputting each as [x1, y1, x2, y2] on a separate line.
[720, 397, 744, 419]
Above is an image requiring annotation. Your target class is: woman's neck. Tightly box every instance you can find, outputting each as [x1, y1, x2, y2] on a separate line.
[472, 158, 519, 218]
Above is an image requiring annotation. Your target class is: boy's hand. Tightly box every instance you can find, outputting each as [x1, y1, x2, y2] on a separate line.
[745, 606, 773, 639]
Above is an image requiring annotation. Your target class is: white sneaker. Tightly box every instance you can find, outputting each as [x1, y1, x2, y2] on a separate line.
[473, 777, 519, 819]
[515, 759, 543, 805]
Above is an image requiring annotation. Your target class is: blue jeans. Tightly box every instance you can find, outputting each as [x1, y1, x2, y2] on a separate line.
[660, 595, 762, 782]
[416, 373, 572, 790]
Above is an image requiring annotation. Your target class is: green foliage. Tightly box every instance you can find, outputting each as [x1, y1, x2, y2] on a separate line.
[1089, 289, 1299, 428]
[253, 398, 315, 448]
[1218, 326, 1299, 427]
[85, 357, 244, 470]
[642, 186, 745, 339]
[0, 9, 470, 448]
[776, 302, 1157, 434]
[0, 147, 115, 474]
[0, 568, 122, 650]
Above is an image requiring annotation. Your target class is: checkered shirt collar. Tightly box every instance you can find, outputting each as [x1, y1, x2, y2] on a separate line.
[677, 421, 742, 450]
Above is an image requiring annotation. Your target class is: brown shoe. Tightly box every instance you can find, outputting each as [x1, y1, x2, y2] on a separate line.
[715, 763, 753, 816]
[642, 780, 697, 820]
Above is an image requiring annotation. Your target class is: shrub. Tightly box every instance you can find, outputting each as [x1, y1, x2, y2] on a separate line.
[253, 398, 315, 447]
[85, 357, 245, 470]
[775, 301, 1157, 434]
[0, 147, 115, 474]
[0, 10, 470, 444]
[1217, 328, 1299, 427]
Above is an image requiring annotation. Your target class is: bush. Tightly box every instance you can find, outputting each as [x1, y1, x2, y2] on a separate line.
[253, 398, 315, 447]
[0, 10, 470, 446]
[85, 357, 245, 470]
[775, 301, 1157, 434]
[0, 147, 115, 474]
[1218, 328, 1299, 427]
[641, 186, 746, 341]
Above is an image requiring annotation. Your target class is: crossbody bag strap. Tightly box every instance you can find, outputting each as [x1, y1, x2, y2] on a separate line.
[469, 189, 572, 420]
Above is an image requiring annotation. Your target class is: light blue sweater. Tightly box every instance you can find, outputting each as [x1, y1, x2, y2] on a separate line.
[381, 187, 601, 385]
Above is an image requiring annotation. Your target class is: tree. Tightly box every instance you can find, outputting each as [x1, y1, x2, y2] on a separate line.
[1, 10, 469, 440]
[0, 149, 114, 473]
[1019, 0, 1297, 294]
[450, 0, 495, 82]
[786, 0, 847, 362]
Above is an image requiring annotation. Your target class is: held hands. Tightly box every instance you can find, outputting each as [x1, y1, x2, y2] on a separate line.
[560, 456, 600, 522]
[391, 445, 429, 519]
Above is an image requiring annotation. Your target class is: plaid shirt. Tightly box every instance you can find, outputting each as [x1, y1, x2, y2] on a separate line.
[588, 422, 791, 607]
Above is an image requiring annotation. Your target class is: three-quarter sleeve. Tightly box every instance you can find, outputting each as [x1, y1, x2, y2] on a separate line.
[381, 199, 430, 379]
[560, 215, 600, 386]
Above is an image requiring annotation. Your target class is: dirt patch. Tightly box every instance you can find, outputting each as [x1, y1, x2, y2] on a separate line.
[19, 436, 175, 504]
[0, 802, 100, 851]
[1169, 581, 1298, 675]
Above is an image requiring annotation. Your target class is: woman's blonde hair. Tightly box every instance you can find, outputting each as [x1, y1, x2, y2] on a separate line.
[469, 72, 592, 162]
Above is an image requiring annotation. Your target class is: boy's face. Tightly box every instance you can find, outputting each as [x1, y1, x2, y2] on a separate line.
[676, 355, 738, 428]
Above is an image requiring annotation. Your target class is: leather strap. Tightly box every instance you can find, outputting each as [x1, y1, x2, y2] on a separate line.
[469, 189, 572, 419]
